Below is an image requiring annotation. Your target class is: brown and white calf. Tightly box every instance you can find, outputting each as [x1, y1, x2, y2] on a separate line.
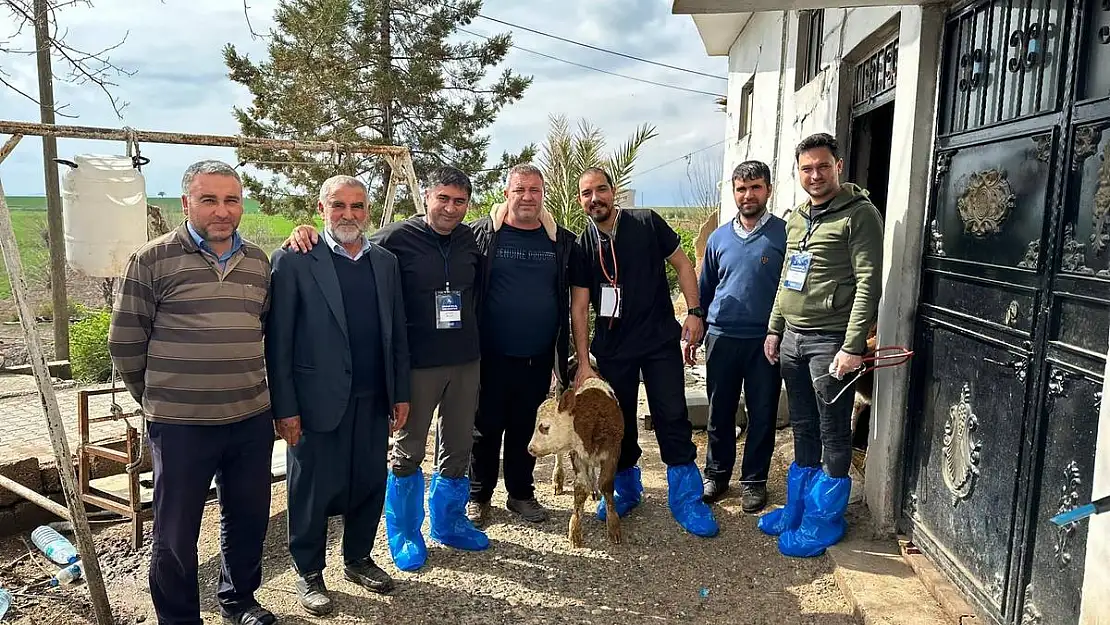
[528, 377, 624, 547]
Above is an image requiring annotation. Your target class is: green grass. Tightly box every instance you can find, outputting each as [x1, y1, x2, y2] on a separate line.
[6, 195, 264, 213]
[0, 211, 51, 300]
[0, 203, 316, 301]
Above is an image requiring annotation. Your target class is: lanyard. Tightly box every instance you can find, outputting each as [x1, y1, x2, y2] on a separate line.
[437, 237, 452, 289]
[800, 211, 823, 251]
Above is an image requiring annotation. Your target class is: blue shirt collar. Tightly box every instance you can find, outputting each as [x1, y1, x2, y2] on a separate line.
[323, 227, 371, 261]
[186, 221, 242, 265]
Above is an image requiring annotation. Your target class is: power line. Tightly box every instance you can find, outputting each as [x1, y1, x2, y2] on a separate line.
[475, 13, 727, 82]
[633, 141, 726, 178]
[458, 27, 725, 98]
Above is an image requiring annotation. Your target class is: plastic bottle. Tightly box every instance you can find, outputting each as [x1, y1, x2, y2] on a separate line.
[49, 561, 84, 587]
[30, 526, 78, 565]
[0, 586, 12, 620]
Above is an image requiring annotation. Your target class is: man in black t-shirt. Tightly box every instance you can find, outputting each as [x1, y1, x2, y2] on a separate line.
[467, 164, 576, 526]
[569, 167, 718, 538]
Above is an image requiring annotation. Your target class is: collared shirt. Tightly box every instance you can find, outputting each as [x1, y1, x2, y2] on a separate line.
[323, 227, 372, 261]
[186, 221, 243, 270]
[733, 210, 772, 240]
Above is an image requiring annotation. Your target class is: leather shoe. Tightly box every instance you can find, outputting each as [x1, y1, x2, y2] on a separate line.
[345, 556, 394, 594]
[222, 605, 277, 625]
[741, 483, 768, 513]
[702, 478, 730, 504]
[295, 570, 333, 616]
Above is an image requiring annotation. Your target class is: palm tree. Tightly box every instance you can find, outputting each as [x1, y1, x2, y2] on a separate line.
[538, 114, 657, 234]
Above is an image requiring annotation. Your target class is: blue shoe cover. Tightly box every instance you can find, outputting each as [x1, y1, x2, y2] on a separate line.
[428, 473, 490, 551]
[758, 463, 821, 536]
[384, 470, 428, 571]
[666, 463, 719, 538]
[597, 466, 644, 520]
[778, 471, 851, 557]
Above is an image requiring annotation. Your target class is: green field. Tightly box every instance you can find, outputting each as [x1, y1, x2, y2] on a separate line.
[4, 195, 266, 214]
[0, 198, 312, 301]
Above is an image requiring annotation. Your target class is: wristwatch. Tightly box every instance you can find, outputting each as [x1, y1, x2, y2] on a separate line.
[688, 306, 706, 319]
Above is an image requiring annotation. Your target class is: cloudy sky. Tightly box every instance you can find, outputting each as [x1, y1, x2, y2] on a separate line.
[0, 0, 727, 207]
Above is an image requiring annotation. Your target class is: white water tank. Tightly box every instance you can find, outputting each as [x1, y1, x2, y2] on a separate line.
[60, 154, 148, 278]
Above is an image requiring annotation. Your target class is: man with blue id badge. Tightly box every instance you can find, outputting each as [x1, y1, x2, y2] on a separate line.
[759, 133, 884, 559]
[284, 166, 489, 571]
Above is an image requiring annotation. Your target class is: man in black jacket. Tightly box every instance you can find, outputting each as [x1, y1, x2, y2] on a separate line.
[266, 176, 409, 615]
[284, 166, 489, 572]
[466, 163, 576, 525]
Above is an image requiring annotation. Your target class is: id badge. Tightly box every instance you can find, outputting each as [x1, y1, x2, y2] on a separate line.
[435, 290, 462, 329]
[600, 284, 622, 319]
[783, 252, 812, 292]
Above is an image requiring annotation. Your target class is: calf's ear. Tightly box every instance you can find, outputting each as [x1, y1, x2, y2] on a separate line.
[557, 388, 576, 413]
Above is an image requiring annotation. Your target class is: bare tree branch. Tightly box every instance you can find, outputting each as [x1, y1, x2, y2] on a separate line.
[0, 0, 134, 118]
[242, 0, 268, 40]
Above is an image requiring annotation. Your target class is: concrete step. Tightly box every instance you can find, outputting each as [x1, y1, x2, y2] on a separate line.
[828, 537, 956, 625]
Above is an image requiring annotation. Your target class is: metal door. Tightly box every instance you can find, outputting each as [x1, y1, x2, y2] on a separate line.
[901, 1, 1110, 624]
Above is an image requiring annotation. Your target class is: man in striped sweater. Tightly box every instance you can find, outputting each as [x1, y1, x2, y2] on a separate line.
[108, 160, 278, 625]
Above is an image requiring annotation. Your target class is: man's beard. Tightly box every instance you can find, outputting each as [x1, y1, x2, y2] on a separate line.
[330, 221, 365, 244]
[738, 202, 767, 218]
[587, 202, 612, 223]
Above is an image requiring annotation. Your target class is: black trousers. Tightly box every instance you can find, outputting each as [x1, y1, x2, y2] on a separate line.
[470, 352, 554, 502]
[598, 340, 697, 471]
[287, 393, 389, 574]
[703, 333, 782, 485]
[780, 328, 855, 478]
[147, 412, 275, 625]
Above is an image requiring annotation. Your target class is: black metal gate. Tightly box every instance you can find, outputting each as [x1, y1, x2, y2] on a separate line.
[902, 0, 1110, 623]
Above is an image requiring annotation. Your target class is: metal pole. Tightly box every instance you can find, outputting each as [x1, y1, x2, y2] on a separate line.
[0, 169, 114, 625]
[0, 120, 410, 156]
[33, 0, 68, 360]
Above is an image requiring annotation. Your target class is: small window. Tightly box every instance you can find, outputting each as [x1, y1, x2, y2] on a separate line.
[796, 9, 825, 89]
[737, 78, 754, 139]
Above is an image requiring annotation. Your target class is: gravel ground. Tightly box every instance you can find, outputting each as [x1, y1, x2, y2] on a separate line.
[0, 425, 856, 625]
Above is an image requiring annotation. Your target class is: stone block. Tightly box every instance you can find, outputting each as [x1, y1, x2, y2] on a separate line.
[686, 388, 709, 429]
[3, 360, 72, 379]
[0, 457, 43, 507]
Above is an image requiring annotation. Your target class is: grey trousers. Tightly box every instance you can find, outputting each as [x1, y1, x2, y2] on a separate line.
[389, 359, 481, 479]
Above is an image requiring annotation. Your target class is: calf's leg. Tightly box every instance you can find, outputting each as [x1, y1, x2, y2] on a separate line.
[570, 484, 588, 548]
[600, 455, 621, 545]
[553, 452, 566, 496]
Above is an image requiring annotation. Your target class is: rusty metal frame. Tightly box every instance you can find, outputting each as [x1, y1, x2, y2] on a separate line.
[76, 387, 147, 549]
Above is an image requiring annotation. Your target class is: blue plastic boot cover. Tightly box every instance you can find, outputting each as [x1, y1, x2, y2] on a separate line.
[758, 463, 821, 536]
[384, 469, 428, 571]
[778, 471, 852, 558]
[428, 473, 490, 551]
[666, 463, 720, 538]
[597, 466, 644, 520]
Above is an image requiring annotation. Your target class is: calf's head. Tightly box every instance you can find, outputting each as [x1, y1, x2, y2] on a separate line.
[527, 389, 577, 457]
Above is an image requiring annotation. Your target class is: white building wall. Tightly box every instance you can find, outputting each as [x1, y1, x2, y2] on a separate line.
[718, 7, 901, 223]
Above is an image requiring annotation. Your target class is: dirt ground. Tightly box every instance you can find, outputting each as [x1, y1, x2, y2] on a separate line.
[0, 421, 857, 625]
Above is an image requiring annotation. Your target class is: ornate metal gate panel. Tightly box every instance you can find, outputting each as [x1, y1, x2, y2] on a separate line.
[902, 1, 1110, 624]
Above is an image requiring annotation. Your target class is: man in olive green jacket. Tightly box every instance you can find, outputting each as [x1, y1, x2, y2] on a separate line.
[758, 132, 884, 559]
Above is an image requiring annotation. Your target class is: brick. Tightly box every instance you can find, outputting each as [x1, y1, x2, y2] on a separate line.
[0, 457, 43, 506]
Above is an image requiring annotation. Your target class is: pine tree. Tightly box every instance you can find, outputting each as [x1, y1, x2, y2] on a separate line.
[224, 0, 533, 222]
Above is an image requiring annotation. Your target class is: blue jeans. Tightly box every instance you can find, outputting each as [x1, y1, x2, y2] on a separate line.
[780, 329, 855, 478]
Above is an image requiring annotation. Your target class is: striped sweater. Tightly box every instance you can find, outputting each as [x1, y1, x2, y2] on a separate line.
[108, 224, 272, 425]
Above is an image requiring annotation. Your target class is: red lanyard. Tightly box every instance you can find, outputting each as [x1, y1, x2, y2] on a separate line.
[593, 223, 619, 329]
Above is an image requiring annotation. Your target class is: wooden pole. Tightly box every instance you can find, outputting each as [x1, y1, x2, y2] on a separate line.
[0, 474, 70, 519]
[0, 170, 114, 625]
[33, 0, 69, 361]
[0, 134, 23, 163]
[403, 154, 426, 215]
[380, 156, 398, 228]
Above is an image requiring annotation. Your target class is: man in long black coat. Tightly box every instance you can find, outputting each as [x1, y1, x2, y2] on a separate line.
[265, 175, 410, 616]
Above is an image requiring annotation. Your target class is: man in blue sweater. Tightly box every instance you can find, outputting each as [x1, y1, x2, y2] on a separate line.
[689, 160, 787, 513]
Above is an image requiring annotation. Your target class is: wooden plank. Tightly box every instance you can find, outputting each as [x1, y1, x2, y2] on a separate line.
[0, 172, 113, 625]
[0, 474, 70, 518]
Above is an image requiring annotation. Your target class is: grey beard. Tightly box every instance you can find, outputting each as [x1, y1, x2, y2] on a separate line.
[329, 225, 365, 245]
